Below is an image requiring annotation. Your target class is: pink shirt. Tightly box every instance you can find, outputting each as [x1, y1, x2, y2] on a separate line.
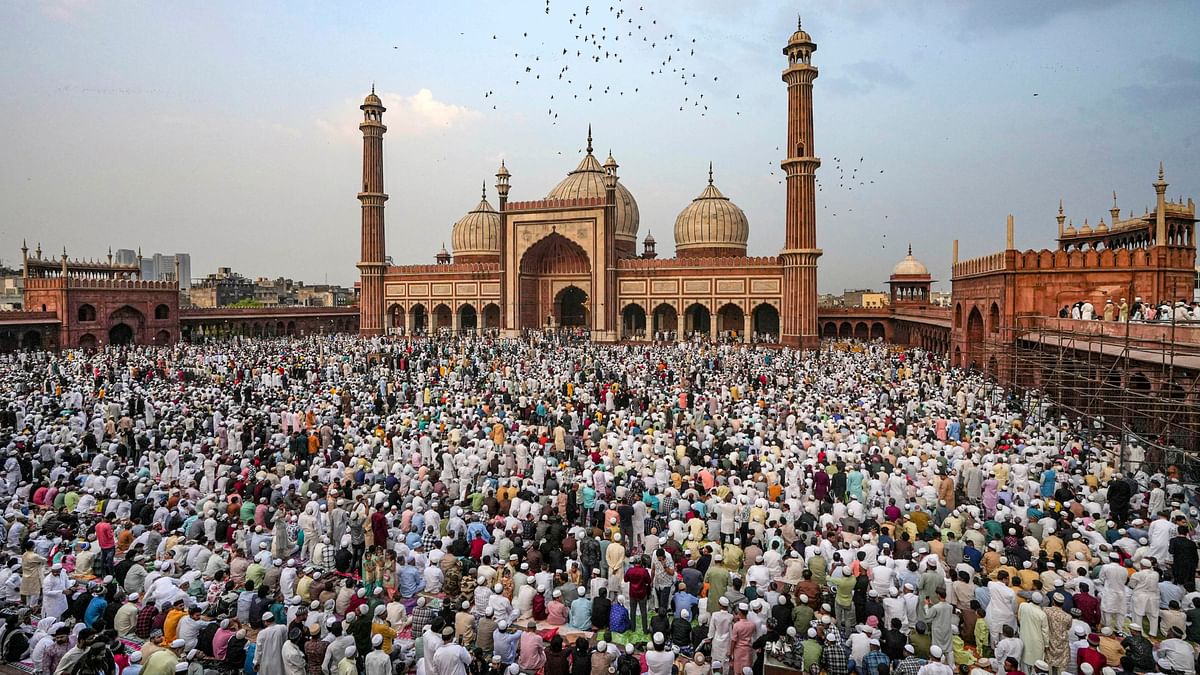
[96, 521, 115, 550]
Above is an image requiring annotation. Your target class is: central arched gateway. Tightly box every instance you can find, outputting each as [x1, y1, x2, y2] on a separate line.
[108, 323, 135, 345]
[107, 305, 144, 346]
[517, 232, 592, 331]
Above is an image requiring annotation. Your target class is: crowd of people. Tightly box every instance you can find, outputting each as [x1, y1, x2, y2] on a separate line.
[1058, 298, 1200, 323]
[0, 333, 1196, 675]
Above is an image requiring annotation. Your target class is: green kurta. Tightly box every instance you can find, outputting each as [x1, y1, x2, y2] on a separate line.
[705, 564, 730, 613]
[1017, 601, 1048, 667]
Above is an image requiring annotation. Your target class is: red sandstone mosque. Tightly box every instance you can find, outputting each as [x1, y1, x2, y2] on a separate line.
[357, 23, 824, 347]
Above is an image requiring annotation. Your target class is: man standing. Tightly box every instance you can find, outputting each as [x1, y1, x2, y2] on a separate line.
[623, 557, 651, 633]
[1169, 525, 1198, 592]
[433, 626, 473, 675]
[41, 562, 70, 620]
[1128, 559, 1160, 636]
[364, 635, 390, 675]
[926, 590, 956, 665]
[96, 514, 117, 577]
[606, 533, 626, 595]
[1098, 554, 1128, 630]
[1018, 593, 1049, 673]
[254, 612, 288, 675]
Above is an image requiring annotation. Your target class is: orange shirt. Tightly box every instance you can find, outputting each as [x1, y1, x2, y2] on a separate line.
[162, 608, 185, 646]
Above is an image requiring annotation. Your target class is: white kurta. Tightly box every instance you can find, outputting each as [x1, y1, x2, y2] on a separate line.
[254, 624, 289, 675]
[708, 609, 733, 662]
[40, 572, 69, 620]
[365, 650, 391, 675]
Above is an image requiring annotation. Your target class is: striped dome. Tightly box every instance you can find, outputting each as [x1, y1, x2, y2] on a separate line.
[673, 167, 749, 255]
[451, 189, 500, 259]
[546, 133, 639, 244]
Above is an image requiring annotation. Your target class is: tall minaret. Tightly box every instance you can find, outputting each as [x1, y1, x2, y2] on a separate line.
[358, 86, 388, 335]
[780, 18, 822, 349]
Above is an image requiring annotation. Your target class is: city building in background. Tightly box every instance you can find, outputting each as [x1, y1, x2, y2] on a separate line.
[113, 249, 192, 289]
[188, 267, 255, 308]
[188, 267, 355, 308]
[0, 267, 22, 311]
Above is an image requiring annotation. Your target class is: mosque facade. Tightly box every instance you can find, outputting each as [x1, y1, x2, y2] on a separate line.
[358, 24, 823, 347]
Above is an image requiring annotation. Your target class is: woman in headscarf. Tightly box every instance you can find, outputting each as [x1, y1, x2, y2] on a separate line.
[26, 617, 59, 669]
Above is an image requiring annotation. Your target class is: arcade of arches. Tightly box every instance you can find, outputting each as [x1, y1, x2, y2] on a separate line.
[385, 302, 502, 335]
[818, 317, 952, 355]
[620, 301, 780, 341]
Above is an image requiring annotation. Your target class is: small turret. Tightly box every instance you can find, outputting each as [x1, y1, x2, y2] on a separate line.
[642, 232, 658, 259]
[495, 160, 510, 209]
[602, 150, 619, 191]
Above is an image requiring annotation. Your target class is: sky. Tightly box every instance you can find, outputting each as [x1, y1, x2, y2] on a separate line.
[1, 0, 1197, 292]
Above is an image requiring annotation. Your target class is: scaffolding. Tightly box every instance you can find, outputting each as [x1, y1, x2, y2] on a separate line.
[992, 315, 1200, 477]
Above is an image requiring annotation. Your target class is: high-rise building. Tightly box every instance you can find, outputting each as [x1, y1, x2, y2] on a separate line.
[114, 248, 138, 266]
[143, 253, 192, 289]
[111, 249, 192, 289]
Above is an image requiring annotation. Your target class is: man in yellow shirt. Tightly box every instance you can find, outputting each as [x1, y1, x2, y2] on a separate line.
[370, 607, 397, 654]
[162, 599, 187, 646]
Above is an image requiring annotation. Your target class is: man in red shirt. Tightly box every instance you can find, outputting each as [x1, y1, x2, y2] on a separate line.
[624, 556, 652, 633]
[95, 513, 116, 576]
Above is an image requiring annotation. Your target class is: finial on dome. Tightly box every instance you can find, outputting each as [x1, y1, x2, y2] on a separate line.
[797, 14, 802, 31]
[907, 243, 912, 257]
[482, 181, 487, 200]
[371, 82, 375, 95]
[586, 124, 593, 154]
[708, 161, 713, 185]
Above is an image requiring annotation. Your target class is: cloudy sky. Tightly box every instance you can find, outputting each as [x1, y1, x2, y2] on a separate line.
[2, 0, 1197, 292]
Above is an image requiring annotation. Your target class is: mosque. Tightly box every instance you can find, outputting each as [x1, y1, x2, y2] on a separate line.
[358, 22, 824, 347]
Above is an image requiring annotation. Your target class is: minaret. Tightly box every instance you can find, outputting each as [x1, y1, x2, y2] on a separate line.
[780, 17, 822, 348]
[357, 86, 388, 335]
[1153, 163, 1168, 246]
[495, 160, 511, 332]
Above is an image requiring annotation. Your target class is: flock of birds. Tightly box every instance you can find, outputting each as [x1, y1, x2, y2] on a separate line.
[417, 1, 890, 240]
[473, 0, 737, 126]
